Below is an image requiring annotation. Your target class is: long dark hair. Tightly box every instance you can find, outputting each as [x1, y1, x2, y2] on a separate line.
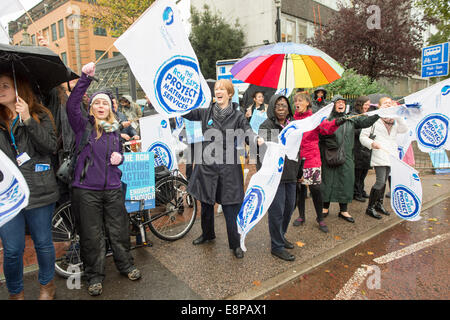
[354, 95, 369, 113]
[0, 73, 56, 132]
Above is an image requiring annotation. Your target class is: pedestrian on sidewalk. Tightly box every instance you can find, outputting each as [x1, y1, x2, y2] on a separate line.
[118, 95, 142, 135]
[360, 97, 408, 219]
[243, 91, 268, 122]
[258, 94, 298, 261]
[319, 95, 379, 223]
[0, 72, 59, 300]
[351, 96, 372, 202]
[291, 93, 343, 233]
[66, 62, 141, 297]
[182, 79, 265, 259]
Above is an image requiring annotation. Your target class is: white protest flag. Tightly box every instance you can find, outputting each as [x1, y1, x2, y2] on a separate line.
[140, 114, 178, 170]
[114, 0, 211, 118]
[398, 78, 450, 153]
[278, 103, 333, 160]
[237, 142, 285, 252]
[389, 154, 422, 221]
[0, 150, 30, 228]
[0, 0, 24, 17]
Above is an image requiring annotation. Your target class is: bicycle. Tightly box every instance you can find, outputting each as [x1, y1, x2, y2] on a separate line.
[51, 140, 197, 278]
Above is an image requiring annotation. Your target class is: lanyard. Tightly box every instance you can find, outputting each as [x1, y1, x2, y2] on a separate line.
[10, 115, 20, 155]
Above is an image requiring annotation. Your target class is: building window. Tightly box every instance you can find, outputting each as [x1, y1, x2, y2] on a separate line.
[93, 18, 107, 36]
[51, 23, 57, 41]
[281, 18, 296, 42]
[61, 52, 67, 65]
[112, 51, 121, 57]
[58, 19, 65, 38]
[95, 50, 107, 61]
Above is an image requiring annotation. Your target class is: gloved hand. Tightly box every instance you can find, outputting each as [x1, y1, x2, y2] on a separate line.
[82, 62, 96, 77]
[335, 115, 350, 126]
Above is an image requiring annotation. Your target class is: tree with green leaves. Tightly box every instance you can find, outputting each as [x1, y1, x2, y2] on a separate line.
[189, 4, 245, 79]
[86, 0, 154, 37]
[319, 69, 391, 96]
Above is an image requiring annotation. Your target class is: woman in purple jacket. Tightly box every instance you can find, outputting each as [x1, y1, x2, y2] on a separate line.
[66, 62, 141, 296]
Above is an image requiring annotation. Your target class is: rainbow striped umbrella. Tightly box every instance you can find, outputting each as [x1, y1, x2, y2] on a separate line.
[230, 42, 344, 89]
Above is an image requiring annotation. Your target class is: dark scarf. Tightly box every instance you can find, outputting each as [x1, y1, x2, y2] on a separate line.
[213, 102, 233, 123]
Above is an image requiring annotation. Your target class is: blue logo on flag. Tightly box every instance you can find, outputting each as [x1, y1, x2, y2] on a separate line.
[412, 173, 420, 182]
[163, 7, 174, 26]
[148, 142, 173, 170]
[161, 120, 168, 128]
[441, 85, 450, 96]
[154, 56, 205, 114]
[416, 113, 449, 150]
[277, 157, 284, 173]
[238, 186, 265, 229]
[392, 185, 421, 219]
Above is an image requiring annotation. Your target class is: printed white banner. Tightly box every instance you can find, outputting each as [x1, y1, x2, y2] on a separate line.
[398, 78, 450, 153]
[139, 114, 178, 170]
[0, 150, 29, 228]
[389, 154, 423, 221]
[114, 0, 211, 118]
[237, 142, 285, 251]
[278, 103, 333, 160]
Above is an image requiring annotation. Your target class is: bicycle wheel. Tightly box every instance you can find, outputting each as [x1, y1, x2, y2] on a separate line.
[52, 201, 84, 279]
[148, 176, 197, 241]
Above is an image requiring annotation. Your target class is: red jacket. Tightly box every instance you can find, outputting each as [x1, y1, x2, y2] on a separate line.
[294, 109, 339, 169]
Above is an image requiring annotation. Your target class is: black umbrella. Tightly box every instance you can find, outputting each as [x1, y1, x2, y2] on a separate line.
[0, 43, 79, 95]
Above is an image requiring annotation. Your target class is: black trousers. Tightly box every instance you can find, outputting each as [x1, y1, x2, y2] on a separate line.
[323, 202, 348, 212]
[200, 202, 241, 250]
[354, 168, 369, 197]
[71, 187, 134, 285]
[296, 183, 324, 222]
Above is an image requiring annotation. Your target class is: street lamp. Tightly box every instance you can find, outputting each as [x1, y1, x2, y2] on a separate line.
[274, 0, 281, 43]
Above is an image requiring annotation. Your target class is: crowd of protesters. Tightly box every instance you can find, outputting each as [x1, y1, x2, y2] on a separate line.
[1, 47, 409, 299]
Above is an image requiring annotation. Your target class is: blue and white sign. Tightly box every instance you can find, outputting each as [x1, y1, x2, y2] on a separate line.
[421, 42, 449, 78]
[416, 113, 449, 150]
[119, 152, 155, 212]
[0, 150, 30, 228]
[140, 114, 179, 170]
[249, 109, 268, 133]
[390, 155, 422, 221]
[114, 0, 211, 118]
[237, 142, 285, 251]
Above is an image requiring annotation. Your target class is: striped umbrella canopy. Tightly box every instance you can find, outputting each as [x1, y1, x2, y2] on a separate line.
[230, 42, 344, 89]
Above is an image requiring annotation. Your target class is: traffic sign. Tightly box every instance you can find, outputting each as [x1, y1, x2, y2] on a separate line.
[421, 42, 449, 78]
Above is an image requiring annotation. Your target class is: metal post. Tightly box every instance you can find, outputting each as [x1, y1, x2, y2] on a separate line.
[275, 0, 281, 42]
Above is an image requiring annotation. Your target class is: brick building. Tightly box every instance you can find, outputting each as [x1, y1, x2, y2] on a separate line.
[9, 0, 120, 74]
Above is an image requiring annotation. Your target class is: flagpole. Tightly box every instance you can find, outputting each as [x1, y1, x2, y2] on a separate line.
[94, 42, 116, 64]
[17, 0, 35, 24]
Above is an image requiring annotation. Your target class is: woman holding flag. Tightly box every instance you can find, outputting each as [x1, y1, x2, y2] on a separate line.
[319, 95, 379, 222]
[291, 92, 344, 233]
[182, 79, 264, 259]
[66, 62, 141, 296]
[0, 72, 59, 300]
[360, 97, 408, 219]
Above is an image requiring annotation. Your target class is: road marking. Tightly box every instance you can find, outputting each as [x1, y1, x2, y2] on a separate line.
[334, 232, 450, 300]
[333, 266, 372, 300]
[373, 232, 450, 264]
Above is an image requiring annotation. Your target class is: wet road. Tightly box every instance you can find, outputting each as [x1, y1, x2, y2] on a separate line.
[263, 198, 450, 300]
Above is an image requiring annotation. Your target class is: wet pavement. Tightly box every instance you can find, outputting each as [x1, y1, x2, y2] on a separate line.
[0, 169, 449, 300]
[263, 198, 450, 300]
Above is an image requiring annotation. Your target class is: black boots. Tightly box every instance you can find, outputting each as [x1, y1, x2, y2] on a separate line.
[374, 185, 390, 215]
[366, 187, 382, 219]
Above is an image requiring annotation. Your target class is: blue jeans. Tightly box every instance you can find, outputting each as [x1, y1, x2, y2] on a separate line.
[0, 203, 56, 294]
[268, 182, 296, 251]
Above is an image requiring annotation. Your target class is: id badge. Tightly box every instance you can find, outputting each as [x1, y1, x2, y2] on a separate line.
[16, 152, 31, 167]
